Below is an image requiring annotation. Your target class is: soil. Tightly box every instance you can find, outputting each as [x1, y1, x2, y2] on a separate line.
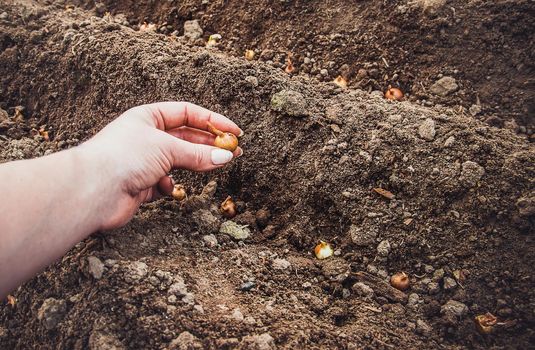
[0, 1, 534, 349]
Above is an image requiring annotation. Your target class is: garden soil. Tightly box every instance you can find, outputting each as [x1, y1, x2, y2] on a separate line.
[0, 1, 534, 349]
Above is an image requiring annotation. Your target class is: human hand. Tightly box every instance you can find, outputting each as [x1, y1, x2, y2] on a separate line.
[80, 102, 243, 230]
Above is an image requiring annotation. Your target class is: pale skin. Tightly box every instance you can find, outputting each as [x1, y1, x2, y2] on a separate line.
[0, 102, 243, 298]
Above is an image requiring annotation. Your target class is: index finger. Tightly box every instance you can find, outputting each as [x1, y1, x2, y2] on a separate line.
[140, 101, 243, 136]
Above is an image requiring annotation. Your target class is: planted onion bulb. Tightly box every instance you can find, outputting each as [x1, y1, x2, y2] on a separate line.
[475, 313, 497, 334]
[384, 86, 404, 101]
[314, 241, 333, 260]
[220, 196, 237, 219]
[206, 121, 239, 152]
[390, 272, 410, 291]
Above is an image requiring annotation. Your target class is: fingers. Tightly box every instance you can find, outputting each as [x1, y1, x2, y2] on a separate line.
[140, 102, 243, 136]
[167, 126, 216, 145]
[167, 126, 243, 158]
[168, 136, 237, 172]
[157, 176, 174, 196]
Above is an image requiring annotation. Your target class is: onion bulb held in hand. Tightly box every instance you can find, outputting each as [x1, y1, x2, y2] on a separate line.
[206, 121, 239, 152]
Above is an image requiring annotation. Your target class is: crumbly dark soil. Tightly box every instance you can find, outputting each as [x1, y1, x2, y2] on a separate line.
[0, 1, 534, 349]
[74, 0, 535, 132]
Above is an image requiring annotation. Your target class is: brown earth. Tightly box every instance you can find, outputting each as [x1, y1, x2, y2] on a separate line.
[74, 0, 535, 132]
[1, 1, 534, 349]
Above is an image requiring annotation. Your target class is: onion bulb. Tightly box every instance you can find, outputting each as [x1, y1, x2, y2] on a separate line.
[207, 121, 239, 152]
[390, 272, 410, 291]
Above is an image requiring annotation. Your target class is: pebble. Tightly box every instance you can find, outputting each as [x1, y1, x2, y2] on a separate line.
[88, 330, 125, 350]
[231, 308, 244, 322]
[37, 298, 67, 330]
[441, 300, 469, 319]
[124, 261, 148, 283]
[407, 293, 422, 309]
[220, 221, 251, 240]
[430, 76, 458, 96]
[246, 333, 275, 350]
[460, 161, 485, 188]
[376, 240, 391, 257]
[192, 209, 220, 234]
[169, 331, 201, 350]
[443, 135, 455, 147]
[469, 104, 482, 116]
[415, 319, 433, 337]
[244, 75, 259, 87]
[351, 282, 374, 298]
[427, 281, 440, 295]
[183, 20, 203, 41]
[443, 277, 457, 290]
[87, 256, 105, 280]
[182, 293, 195, 305]
[349, 224, 377, 246]
[240, 281, 256, 291]
[418, 118, 436, 141]
[0, 12, 8, 20]
[203, 234, 218, 247]
[168, 281, 187, 296]
[272, 258, 291, 270]
[270, 90, 308, 117]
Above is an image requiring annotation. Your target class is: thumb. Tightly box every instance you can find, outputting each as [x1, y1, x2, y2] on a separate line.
[167, 136, 235, 172]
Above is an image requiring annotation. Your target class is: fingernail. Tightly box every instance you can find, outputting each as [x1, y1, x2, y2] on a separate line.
[236, 148, 243, 157]
[211, 149, 233, 165]
[239, 129, 244, 137]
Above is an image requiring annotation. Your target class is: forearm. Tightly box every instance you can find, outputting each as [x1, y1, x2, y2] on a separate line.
[0, 147, 112, 297]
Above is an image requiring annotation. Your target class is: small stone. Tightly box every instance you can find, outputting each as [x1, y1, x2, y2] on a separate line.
[272, 258, 291, 270]
[240, 281, 256, 291]
[192, 209, 220, 234]
[168, 281, 188, 296]
[376, 240, 391, 257]
[349, 224, 377, 246]
[270, 90, 308, 117]
[220, 221, 251, 240]
[432, 268, 444, 282]
[443, 277, 457, 290]
[245, 76, 259, 87]
[245, 333, 275, 350]
[417, 0, 447, 15]
[169, 331, 201, 350]
[302, 282, 312, 289]
[182, 293, 195, 305]
[167, 295, 177, 304]
[203, 234, 218, 247]
[415, 319, 432, 337]
[427, 282, 440, 295]
[418, 118, 436, 141]
[441, 300, 469, 319]
[37, 298, 67, 330]
[124, 261, 148, 283]
[460, 161, 485, 188]
[231, 308, 244, 322]
[351, 282, 374, 297]
[0, 12, 8, 20]
[88, 331, 125, 350]
[193, 304, 205, 314]
[320, 68, 329, 76]
[407, 293, 421, 309]
[183, 20, 203, 41]
[430, 76, 458, 96]
[444, 135, 455, 147]
[87, 256, 105, 280]
[469, 104, 482, 116]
